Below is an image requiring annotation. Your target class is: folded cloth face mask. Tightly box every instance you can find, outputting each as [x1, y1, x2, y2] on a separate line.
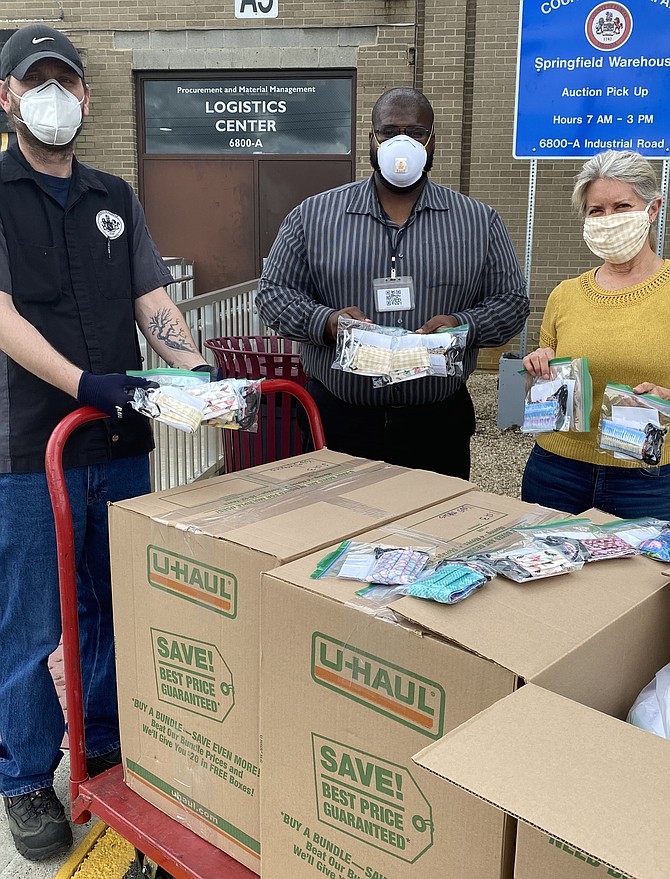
[352, 344, 430, 379]
[135, 386, 205, 433]
[391, 347, 431, 374]
[351, 344, 394, 375]
[638, 530, 670, 562]
[600, 418, 667, 467]
[368, 548, 430, 585]
[408, 564, 485, 604]
[478, 546, 578, 582]
[537, 533, 637, 563]
[522, 384, 570, 433]
[583, 206, 652, 264]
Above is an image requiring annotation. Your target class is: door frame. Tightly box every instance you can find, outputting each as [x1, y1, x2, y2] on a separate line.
[136, 68, 356, 285]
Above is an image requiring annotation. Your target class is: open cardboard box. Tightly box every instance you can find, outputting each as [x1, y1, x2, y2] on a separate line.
[408, 505, 670, 879]
[413, 682, 670, 879]
[259, 491, 670, 879]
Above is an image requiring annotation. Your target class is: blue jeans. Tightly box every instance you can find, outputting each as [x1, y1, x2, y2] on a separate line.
[522, 444, 670, 518]
[0, 455, 150, 797]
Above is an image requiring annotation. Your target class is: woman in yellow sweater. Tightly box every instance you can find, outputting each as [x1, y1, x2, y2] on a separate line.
[521, 150, 670, 517]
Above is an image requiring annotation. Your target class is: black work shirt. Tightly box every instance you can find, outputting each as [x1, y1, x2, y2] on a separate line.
[0, 144, 174, 472]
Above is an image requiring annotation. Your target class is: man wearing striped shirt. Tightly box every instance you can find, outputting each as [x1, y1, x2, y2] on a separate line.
[257, 87, 528, 477]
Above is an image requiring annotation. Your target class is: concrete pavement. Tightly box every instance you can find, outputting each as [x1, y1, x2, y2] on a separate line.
[0, 647, 95, 879]
[0, 754, 96, 879]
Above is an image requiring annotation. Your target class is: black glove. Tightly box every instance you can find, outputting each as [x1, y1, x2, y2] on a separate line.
[77, 371, 157, 419]
[192, 363, 222, 382]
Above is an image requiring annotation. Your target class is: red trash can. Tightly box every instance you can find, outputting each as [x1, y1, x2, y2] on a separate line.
[204, 335, 307, 386]
[204, 336, 310, 471]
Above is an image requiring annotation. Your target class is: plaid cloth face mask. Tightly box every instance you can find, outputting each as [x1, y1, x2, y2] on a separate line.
[583, 205, 652, 264]
[391, 347, 431, 374]
[351, 344, 394, 374]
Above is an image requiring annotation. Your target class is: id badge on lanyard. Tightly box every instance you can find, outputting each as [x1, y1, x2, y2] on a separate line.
[375, 229, 415, 316]
[373, 276, 416, 313]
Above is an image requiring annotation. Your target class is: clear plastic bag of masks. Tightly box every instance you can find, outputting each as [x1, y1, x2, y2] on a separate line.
[354, 558, 493, 607]
[597, 517, 670, 562]
[310, 539, 434, 585]
[521, 357, 592, 434]
[310, 538, 496, 607]
[597, 382, 670, 473]
[129, 370, 262, 434]
[513, 518, 638, 564]
[331, 317, 467, 386]
[468, 532, 584, 583]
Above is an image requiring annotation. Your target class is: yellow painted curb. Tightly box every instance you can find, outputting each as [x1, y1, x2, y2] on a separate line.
[53, 821, 135, 879]
[53, 822, 107, 879]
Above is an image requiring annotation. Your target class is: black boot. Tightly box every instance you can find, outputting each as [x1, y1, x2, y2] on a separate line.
[4, 787, 73, 860]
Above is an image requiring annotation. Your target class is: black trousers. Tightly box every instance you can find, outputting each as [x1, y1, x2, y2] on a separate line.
[300, 379, 476, 479]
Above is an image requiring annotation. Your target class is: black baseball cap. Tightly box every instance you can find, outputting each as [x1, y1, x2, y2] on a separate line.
[0, 25, 84, 81]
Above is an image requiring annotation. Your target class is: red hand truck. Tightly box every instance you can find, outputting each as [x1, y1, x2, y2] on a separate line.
[45, 379, 326, 879]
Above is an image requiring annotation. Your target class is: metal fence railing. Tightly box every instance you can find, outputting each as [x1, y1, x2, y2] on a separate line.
[143, 273, 266, 491]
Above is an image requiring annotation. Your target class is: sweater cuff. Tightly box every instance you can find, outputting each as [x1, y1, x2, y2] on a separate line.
[539, 331, 557, 350]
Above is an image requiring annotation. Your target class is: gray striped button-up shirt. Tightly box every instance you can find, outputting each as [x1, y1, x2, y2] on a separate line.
[257, 175, 528, 407]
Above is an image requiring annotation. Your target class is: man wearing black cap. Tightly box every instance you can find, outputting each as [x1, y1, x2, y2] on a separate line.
[0, 25, 211, 860]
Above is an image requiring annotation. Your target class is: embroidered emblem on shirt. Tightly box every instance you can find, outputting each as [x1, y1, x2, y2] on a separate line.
[96, 210, 125, 240]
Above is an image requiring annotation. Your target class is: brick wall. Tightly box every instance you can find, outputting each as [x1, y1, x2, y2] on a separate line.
[75, 36, 138, 185]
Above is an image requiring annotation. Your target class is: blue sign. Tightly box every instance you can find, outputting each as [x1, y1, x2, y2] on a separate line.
[514, 0, 670, 159]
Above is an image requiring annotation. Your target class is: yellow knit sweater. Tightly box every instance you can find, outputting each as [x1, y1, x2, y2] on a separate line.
[536, 259, 670, 467]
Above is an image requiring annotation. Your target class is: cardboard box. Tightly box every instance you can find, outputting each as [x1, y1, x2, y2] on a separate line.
[259, 491, 670, 879]
[109, 450, 472, 871]
[414, 682, 670, 879]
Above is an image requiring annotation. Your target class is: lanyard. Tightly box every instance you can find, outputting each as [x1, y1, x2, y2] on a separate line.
[373, 188, 420, 317]
[379, 193, 422, 277]
[381, 219, 407, 280]
[376, 184, 420, 279]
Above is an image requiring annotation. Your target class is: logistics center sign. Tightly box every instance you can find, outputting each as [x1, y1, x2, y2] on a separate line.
[514, 0, 670, 158]
[143, 77, 352, 156]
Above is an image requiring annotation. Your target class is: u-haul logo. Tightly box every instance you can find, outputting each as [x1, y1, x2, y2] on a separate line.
[147, 546, 237, 618]
[311, 633, 445, 738]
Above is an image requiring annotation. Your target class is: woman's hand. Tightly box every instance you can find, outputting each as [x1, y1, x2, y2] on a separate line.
[633, 382, 670, 401]
[522, 347, 556, 379]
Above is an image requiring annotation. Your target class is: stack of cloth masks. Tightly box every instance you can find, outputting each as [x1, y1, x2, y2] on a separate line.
[311, 540, 494, 605]
[310, 514, 655, 606]
[332, 318, 468, 387]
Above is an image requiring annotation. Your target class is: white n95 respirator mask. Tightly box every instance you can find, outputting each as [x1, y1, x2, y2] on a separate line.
[10, 79, 84, 146]
[376, 134, 427, 188]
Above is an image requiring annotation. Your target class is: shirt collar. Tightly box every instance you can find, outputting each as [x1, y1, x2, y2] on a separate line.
[345, 174, 450, 219]
[1, 142, 107, 198]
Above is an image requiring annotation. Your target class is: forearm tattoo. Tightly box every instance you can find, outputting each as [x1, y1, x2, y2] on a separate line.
[148, 307, 196, 352]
